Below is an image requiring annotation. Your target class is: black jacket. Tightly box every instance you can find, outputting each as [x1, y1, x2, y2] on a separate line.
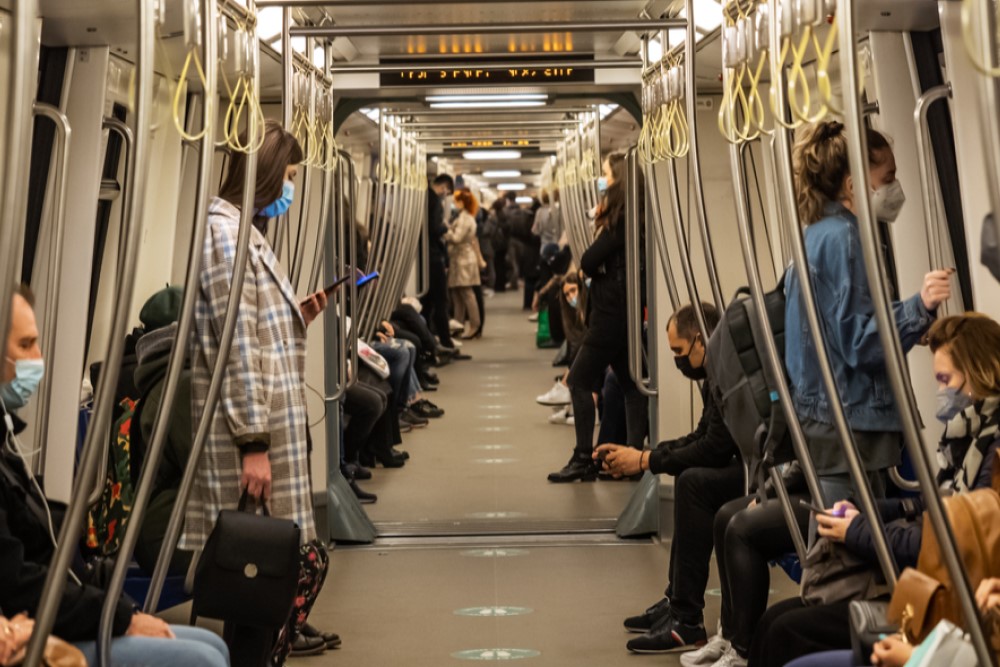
[844, 437, 1000, 570]
[0, 409, 135, 640]
[427, 187, 448, 263]
[580, 220, 629, 345]
[648, 380, 739, 476]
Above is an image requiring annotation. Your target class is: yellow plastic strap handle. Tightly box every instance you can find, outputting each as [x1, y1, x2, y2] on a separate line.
[787, 25, 828, 123]
[815, 19, 841, 114]
[769, 36, 803, 130]
[173, 46, 210, 141]
[747, 49, 772, 136]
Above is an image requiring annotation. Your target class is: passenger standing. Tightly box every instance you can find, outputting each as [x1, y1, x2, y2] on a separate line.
[420, 174, 458, 350]
[445, 188, 482, 338]
[548, 150, 649, 482]
[184, 119, 331, 665]
[784, 121, 952, 505]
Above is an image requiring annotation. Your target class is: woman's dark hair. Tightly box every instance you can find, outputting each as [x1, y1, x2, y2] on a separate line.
[792, 121, 891, 225]
[927, 313, 1000, 399]
[559, 271, 588, 347]
[598, 150, 643, 231]
[669, 302, 721, 342]
[219, 119, 303, 216]
[490, 198, 505, 214]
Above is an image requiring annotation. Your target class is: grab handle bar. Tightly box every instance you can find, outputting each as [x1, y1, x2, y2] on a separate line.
[665, 158, 711, 344]
[641, 161, 681, 310]
[625, 148, 656, 397]
[340, 150, 360, 390]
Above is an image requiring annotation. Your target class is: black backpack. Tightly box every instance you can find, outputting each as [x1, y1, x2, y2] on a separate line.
[705, 275, 795, 492]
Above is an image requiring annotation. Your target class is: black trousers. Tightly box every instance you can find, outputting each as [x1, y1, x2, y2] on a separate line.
[342, 382, 386, 463]
[419, 257, 454, 347]
[392, 303, 437, 353]
[565, 340, 647, 459]
[715, 494, 810, 656]
[665, 463, 745, 624]
[747, 597, 853, 667]
[473, 285, 485, 334]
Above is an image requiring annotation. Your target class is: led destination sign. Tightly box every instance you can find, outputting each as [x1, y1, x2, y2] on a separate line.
[381, 63, 595, 86]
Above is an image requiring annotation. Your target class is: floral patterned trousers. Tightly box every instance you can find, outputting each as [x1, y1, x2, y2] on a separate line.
[271, 540, 329, 664]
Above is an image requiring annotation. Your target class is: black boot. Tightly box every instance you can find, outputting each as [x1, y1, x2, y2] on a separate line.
[547, 457, 599, 483]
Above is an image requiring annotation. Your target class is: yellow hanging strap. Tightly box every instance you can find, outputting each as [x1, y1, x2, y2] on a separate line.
[815, 16, 841, 114]
[787, 22, 828, 123]
[961, 0, 1000, 76]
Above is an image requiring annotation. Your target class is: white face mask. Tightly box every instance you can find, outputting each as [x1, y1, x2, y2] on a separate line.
[871, 180, 906, 223]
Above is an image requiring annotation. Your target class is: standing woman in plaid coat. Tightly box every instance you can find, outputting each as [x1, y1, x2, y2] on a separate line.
[182, 119, 335, 663]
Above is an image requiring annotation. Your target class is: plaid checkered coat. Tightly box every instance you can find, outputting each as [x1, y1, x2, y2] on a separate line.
[180, 198, 315, 551]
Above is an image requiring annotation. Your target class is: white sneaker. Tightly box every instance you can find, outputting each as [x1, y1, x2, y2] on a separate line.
[566, 415, 575, 426]
[707, 647, 746, 667]
[450, 339, 463, 348]
[536, 382, 571, 406]
[548, 406, 572, 424]
[528, 313, 539, 322]
[680, 634, 730, 667]
[449, 319, 464, 334]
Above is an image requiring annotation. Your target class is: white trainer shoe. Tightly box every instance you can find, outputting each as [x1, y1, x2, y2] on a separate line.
[536, 382, 571, 406]
[449, 319, 464, 334]
[708, 647, 746, 667]
[528, 313, 539, 322]
[680, 633, 730, 667]
[548, 407, 572, 424]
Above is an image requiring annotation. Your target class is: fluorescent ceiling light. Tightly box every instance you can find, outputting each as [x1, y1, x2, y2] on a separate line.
[647, 38, 664, 63]
[313, 46, 325, 69]
[256, 7, 283, 43]
[498, 183, 526, 191]
[430, 101, 547, 110]
[515, 196, 533, 204]
[426, 94, 548, 103]
[359, 108, 381, 124]
[483, 170, 522, 178]
[679, 0, 724, 33]
[463, 150, 522, 160]
[599, 104, 619, 120]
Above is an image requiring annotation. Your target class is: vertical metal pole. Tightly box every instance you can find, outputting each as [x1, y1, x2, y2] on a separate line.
[24, 2, 153, 664]
[664, 158, 711, 342]
[641, 162, 681, 309]
[839, 1, 992, 660]
[685, 0, 724, 310]
[0, 0, 37, 357]
[769, 0, 898, 587]
[145, 0, 260, 612]
[30, 104, 72, 474]
[340, 150, 360, 389]
[975, 0, 1000, 244]
[625, 149, 655, 397]
[99, 0, 215, 643]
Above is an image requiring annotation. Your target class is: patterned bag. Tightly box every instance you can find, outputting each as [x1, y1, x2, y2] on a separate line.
[84, 398, 137, 556]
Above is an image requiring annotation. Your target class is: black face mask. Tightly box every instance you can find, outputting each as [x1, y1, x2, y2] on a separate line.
[674, 353, 707, 381]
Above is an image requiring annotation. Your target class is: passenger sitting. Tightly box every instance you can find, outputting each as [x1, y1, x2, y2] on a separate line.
[596, 302, 744, 653]
[537, 274, 588, 413]
[0, 285, 229, 667]
[745, 313, 1000, 667]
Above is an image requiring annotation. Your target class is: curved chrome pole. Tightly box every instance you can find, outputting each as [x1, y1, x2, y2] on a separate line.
[145, 1, 260, 613]
[685, 0, 724, 310]
[625, 149, 656, 397]
[30, 103, 72, 475]
[729, 140, 824, 560]
[975, 0, 1000, 245]
[641, 161, 681, 310]
[839, 1, 990, 660]
[326, 157, 349, 402]
[769, 0, 898, 588]
[26, 3, 153, 664]
[914, 84, 957, 315]
[0, 0, 38, 373]
[665, 158, 711, 343]
[340, 151, 360, 390]
[99, 0, 216, 648]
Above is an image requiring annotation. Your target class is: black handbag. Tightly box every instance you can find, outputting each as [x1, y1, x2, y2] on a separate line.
[849, 600, 896, 665]
[192, 491, 301, 628]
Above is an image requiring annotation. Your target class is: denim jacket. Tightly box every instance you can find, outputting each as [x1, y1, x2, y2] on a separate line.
[785, 202, 935, 432]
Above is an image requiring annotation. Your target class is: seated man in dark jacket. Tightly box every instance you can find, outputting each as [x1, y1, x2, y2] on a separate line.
[0, 285, 228, 665]
[595, 303, 745, 654]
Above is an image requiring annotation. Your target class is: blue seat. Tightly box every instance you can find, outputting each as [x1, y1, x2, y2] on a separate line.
[123, 566, 190, 612]
[771, 552, 803, 584]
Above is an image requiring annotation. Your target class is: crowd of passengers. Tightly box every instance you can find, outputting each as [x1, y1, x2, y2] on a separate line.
[530, 123, 1000, 667]
[4, 115, 1000, 667]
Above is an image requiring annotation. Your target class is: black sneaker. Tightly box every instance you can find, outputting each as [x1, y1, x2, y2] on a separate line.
[547, 458, 599, 483]
[399, 408, 429, 428]
[349, 479, 377, 505]
[623, 597, 672, 633]
[626, 615, 707, 654]
[412, 399, 444, 418]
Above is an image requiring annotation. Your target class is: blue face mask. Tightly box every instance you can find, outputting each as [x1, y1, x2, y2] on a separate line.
[259, 180, 295, 219]
[935, 386, 974, 424]
[1, 358, 44, 412]
[597, 177, 608, 194]
[568, 295, 579, 309]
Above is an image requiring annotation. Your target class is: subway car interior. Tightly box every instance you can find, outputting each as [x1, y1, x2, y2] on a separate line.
[4, 0, 1000, 665]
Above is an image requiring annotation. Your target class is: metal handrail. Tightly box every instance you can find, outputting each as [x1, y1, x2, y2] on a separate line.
[685, 0, 725, 311]
[769, 0, 899, 588]
[144, 0, 260, 613]
[0, 0, 37, 386]
[98, 0, 216, 656]
[974, 0, 1000, 248]
[641, 162, 681, 310]
[664, 158, 711, 344]
[839, 2, 992, 662]
[84, 118, 135, 510]
[325, 157, 349, 402]
[30, 103, 72, 476]
[625, 149, 656, 397]
[341, 150, 360, 390]
[728, 140, 824, 561]
[914, 84, 958, 315]
[24, 2, 152, 664]
[416, 197, 430, 298]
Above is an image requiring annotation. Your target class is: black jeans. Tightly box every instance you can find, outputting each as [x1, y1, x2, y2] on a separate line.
[596, 368, 627, 446]
[665, 463, 745, 624]
[565, 341, 647, 459]
[747, 598, 853, 667]
[342, 382, 387, 463]
[715, 494, 810, 656]
[419, 257, 453, 347]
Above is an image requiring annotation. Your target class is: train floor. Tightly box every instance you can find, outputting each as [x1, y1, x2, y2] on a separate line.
[168, 291, 799, 664]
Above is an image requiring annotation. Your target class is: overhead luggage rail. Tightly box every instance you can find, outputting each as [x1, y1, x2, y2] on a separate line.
[29, 103, 72, 476]
[97, 0, 219, 661]
[767, 0, 899, 589]
[26, 1, 155, 664]
[839, 2, 994, 663]
[145, 0, 261, 616]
